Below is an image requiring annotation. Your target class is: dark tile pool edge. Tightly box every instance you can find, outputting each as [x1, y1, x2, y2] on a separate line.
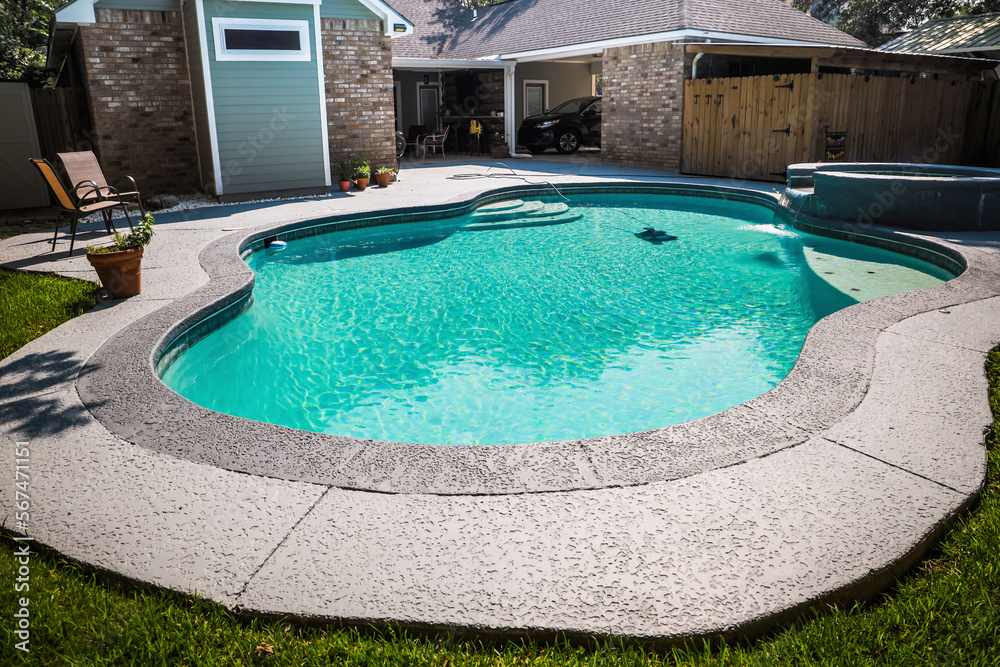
[77, 181, 997, 496]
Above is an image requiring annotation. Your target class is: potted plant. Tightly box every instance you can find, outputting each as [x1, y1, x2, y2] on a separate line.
[336, 159, 353, 192]
[489, 130, 509, 158]
[86, 213, 155, 299]
[374, 165, 395, 188]
[352, 157, 370, 190]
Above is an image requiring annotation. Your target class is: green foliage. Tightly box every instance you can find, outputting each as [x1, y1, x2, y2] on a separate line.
[336, 158, 354, 181]
[0, 268, 100, 359]
[457, 0, 504, 8]
[375, 166, 395, 175]
[0, 0, 66, 85]
[86, 214, 155, 254]
[352, 157, 371, 179]
[794, 0, 1000, 46]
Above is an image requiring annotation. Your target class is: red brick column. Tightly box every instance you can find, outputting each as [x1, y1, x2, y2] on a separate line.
[602, 42, 685, 171]
[321, 18, 397, 171]
[77, 9, 200, 195]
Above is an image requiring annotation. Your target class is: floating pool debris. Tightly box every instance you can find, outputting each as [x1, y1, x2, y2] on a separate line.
[635, 227, 677, 242]
[264, 235, 287, 250]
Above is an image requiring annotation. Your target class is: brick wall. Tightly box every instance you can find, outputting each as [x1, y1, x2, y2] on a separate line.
[321, 18, 397, 173]
[601, 42, 685, 171]
[77, 9, 199, 196]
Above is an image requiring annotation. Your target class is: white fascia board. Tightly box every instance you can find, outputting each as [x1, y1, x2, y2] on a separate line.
[496, 29, 852, 63]
[54, 0, 96, 25]
[392, 57, 501, 69]
[354, 0, 413, 37]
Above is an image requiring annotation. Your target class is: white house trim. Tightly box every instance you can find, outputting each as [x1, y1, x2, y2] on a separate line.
[354, 0, 413, 37]
[195, 0, 224, 196]
[493, 29, 846, 63]
[523, 79, 548, 118]
[393, 57, 502, 69]
[53, 0, 96, 24]
[313, 3, 331, 187]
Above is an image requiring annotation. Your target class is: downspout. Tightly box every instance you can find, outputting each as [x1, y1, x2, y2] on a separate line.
[691, 52, 704, 80]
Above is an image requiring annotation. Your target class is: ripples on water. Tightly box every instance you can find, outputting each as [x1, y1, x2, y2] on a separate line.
[162, 194, 951, 445]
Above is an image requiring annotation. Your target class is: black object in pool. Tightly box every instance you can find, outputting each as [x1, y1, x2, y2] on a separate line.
[635, 227, 677, 243]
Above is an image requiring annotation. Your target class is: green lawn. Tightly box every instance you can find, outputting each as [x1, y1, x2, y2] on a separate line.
[0, 268, 101, 359]
[1, 272, 998, 665]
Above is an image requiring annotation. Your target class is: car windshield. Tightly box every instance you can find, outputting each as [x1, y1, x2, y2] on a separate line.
[548, 98, 596, 115]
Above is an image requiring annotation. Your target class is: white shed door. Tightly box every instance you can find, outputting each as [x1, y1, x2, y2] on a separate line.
[0, 82, 48, 210]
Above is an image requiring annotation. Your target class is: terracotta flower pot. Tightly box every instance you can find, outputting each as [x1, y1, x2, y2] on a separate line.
[375, 172, 392, 188]
[87, 246, 143, 298]
[354, 177, 369, 191]
[338, 180, 351, 192]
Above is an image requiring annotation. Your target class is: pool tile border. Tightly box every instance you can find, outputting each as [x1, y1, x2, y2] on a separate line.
[78, 182, 991, 496]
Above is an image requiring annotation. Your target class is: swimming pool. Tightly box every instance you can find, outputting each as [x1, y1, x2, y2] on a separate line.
[159, 192, 952, 446]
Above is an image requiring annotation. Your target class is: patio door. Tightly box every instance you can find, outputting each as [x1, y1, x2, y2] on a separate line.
[524, 81, 547, 118]
[418, 83, 440, 132]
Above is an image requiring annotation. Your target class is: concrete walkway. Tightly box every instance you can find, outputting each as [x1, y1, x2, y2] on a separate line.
[2, 159, 997, 645]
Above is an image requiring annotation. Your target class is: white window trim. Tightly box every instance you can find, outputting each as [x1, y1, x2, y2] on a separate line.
[523, 79, 548, 118]
[415, 81, 441, 129]
[213, 17, 311, 62]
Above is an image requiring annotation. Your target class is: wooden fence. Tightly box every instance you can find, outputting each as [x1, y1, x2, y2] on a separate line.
[682, 72, 997, 182]
[30, 87, 93, 163]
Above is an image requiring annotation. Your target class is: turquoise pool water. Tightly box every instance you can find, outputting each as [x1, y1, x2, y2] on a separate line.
[161, 193, 952, 445]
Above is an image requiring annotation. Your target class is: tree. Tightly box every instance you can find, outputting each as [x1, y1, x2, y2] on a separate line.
[0, 0, 66, 85]
[792, 0, 1000, 46]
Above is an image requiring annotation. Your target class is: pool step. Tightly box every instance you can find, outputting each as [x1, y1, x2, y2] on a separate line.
[460, 211, 582, 232]
[474, 199, 526, 213]
[469, 201, 571, 224]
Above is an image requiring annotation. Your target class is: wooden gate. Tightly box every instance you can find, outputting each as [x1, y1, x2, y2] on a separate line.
[682, 72, 995, 181]
[682, 73, 814, 182]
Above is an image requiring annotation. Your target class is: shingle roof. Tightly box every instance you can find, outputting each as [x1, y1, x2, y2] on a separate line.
[879, 12, 1000, 54]
[389, 0, 866, 60]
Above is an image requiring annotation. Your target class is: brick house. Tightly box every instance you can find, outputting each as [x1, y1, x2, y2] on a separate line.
[47, 0, 862, 197]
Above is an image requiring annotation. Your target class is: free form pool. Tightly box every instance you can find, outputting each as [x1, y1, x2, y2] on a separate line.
[161, 193, 952, 446]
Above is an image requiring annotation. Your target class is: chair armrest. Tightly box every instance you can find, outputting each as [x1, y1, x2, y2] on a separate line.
[71, 180, 102, 202]
[112, 175, 140, 195]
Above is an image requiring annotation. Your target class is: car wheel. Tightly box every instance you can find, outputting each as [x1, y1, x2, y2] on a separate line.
[555, 130, 581, 154]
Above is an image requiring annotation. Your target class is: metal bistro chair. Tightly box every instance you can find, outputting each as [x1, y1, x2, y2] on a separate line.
[404, 124, 428, 157]
[57, 150, 145, 216]
[420, 123, 451, 158]
[29, 158, 134, 256]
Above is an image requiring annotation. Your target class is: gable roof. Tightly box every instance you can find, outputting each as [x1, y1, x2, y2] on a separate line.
[879, 12, 1000, 56]
[389, 0, 866, 61]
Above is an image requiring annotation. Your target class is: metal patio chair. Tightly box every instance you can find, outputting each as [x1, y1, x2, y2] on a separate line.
[57, 150, 145, 216]
[29, 158, 134, 256]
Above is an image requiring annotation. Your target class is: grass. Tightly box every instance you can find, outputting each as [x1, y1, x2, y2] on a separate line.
[0, 269, 101, 359]
[0, 277, 998, 665]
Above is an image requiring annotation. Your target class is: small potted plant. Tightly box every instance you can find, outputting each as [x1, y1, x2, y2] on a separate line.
[374, 165, 395, 188]
[336, 159, 353, 192]
[86, 213, 155, 299]
[489, 130, 509, 158]
[352, 157, 370, 191]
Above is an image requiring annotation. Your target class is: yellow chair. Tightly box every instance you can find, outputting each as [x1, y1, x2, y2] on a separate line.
[29, 158, 134, 256]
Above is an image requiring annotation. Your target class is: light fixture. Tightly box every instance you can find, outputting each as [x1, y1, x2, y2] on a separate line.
[393, 24, 406, 33]
[423, 74, 430, 85]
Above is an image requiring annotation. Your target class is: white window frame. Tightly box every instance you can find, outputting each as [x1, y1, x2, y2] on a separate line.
[523, 79, 548, 118]
[213, 17, 311, 62]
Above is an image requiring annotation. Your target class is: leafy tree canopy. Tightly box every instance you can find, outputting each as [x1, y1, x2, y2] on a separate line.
[792, 0, 1000, 46]
[1, 0, 68, 85]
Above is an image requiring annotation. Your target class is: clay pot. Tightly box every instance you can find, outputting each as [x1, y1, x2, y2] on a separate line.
[86, 247, 143, 298]
[375, 172, 392, 188]
[338, 180, 351, 192]
[354, 177, 369, 191]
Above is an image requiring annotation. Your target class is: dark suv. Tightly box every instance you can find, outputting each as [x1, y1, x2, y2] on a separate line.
[517, 96, 601, 155]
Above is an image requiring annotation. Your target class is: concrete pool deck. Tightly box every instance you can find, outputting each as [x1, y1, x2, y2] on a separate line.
[2, 159, 999, 644]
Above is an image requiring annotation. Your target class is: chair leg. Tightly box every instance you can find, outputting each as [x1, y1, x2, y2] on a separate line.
[68, 212, 78, 257]
[50, 212, 61, 251]
[120, 204, 133, 231]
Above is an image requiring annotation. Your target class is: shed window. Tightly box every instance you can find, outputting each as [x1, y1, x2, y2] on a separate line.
[213, 18, 311, 62]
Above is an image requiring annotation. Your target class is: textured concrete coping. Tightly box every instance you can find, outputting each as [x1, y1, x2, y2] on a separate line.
[3, 167, 998, 645]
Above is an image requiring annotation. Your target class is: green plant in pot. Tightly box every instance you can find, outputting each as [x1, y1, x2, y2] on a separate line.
[336, 159, 353, 192]
[352, 157, 370, 190]
[86, 213, 155, 299]
[374, 165, 395, 188]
